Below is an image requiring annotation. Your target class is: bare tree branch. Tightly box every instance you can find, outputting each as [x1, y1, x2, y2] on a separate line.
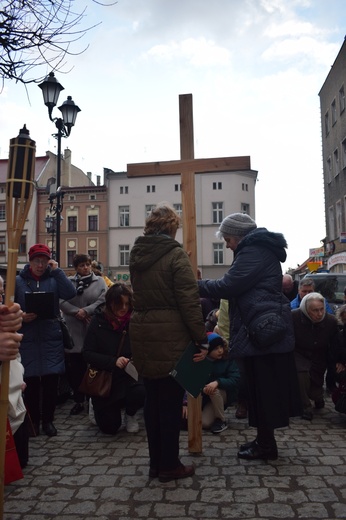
[0, 0, 116, 86]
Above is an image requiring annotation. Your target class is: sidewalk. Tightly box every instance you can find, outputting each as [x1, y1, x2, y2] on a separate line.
[4, 394, 346, 520]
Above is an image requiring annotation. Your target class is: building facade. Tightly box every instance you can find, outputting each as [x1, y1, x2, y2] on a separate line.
[105, 162, 258, 282]
[319, 38, 346, 273]
[0, 147, 108, 278]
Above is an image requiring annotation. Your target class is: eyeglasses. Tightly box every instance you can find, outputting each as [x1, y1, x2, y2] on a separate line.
[31, 258, 49, 266]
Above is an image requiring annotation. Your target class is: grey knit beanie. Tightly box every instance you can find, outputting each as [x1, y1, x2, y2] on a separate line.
[217, 213, 257, 238]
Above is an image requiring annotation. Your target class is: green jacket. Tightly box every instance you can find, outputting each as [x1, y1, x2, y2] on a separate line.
[129, 234, 207, 378]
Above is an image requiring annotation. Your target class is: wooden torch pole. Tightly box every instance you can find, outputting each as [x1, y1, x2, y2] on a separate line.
[0, 125, 35, 518]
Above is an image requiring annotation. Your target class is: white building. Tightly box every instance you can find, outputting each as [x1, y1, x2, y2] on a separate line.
[105, 160, 257, 282]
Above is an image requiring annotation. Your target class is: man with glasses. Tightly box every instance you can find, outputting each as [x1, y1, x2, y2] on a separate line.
[15, 244, 76, 436]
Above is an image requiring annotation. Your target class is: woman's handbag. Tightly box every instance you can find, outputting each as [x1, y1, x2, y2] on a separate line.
[247, 311, 287, 348]
[78, 329, 127, 398]
[78, 367, 112, 398]
[58, 316, 74, 350]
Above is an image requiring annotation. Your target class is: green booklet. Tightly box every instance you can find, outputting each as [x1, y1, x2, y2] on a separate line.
[170, 341, 213, 398]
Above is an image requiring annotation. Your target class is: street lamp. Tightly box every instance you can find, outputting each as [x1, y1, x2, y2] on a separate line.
[38, 72, 81, 265]
[44, 215, 56, 260]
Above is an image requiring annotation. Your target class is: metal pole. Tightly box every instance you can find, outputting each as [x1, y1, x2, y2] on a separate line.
[55, 123, 62, 265]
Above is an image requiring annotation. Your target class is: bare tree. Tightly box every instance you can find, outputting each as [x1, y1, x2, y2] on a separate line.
[0, 0, 112, 86]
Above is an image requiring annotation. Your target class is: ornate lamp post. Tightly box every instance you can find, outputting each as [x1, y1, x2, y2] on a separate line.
[38, 72, 80, 265]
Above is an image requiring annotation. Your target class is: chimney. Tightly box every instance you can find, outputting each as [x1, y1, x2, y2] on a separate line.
[97, 175, 101, 186]
[63, 148, 72, 187]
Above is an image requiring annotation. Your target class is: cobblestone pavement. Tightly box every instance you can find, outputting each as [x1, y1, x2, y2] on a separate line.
[4, 392, 346, 520]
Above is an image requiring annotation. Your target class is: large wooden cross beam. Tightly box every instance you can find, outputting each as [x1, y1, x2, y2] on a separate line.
[127, 94, 251, 453]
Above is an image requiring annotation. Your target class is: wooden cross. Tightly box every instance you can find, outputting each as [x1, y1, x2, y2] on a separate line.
[127, 94, 251, 453]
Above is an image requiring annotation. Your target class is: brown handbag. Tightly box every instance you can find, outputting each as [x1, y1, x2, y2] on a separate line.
[79, 330, 127, 398]
[78, 367, 112, 398]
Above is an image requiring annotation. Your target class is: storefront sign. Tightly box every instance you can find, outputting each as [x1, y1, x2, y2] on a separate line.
[327, 252, 346, 270]
[309, 246, 324, 257]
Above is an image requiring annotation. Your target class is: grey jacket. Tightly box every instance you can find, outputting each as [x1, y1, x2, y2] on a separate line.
[60, 273, 107, 353]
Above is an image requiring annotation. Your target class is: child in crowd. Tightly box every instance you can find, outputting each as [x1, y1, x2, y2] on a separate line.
[201, 333, 240, 433]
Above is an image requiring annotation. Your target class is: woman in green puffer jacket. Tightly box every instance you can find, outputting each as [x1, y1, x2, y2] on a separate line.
[129, 203, 208, 483]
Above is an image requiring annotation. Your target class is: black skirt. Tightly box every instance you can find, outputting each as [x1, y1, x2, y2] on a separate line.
[244, 351, 302, 429]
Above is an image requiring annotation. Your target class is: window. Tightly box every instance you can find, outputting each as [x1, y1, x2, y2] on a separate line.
[67, 250, 76, 267]
[88, 250, 98, 261]
[119, 206, 130, 227]
[213, 243, 224, 265]
[19, 235, 26, 254]
[242, 183, 248, 191]
[328, 206, 335, 240]
[339, 85, 345, 114]
[334, 148, 339, 176]
[325, 111, 329, 136]
[88, 215, 98, 231]
[119, 245, 130, 266]
[146, 185, 156, 193]
[120, 186, 129, 194]
[68, 216, 77, 232]
[0, 236, 5, 253]
[174, 184, 181, 192]
[68, 195, 75, 201]
[241, 204, 250, 214]
[327, 156, 332, 183]
[342, 139, 346, 170]
[212, 202, 223, 224]
[0, 204, 5, 220]
[145, 204, 156, 217]
[332, 99, 337, 126]
[212, 182, 222, 190]
[336, 200, 342, 238]
[173, 203, 182, 218]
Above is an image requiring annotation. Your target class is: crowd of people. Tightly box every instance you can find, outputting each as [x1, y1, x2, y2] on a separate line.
[2, 204, 346, 485]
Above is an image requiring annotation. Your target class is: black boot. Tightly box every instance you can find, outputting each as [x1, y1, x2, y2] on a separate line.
[238, 428, 278, 460]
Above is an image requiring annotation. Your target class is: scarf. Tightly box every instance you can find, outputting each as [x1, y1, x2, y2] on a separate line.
[105, 310, 131, 331]
[300, 292, 326, 323]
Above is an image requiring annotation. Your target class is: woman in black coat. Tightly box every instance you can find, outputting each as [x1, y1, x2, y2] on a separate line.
[292, 292, 339, 420]
[198, 213, 302, 460]
[83, 283, 145, 434]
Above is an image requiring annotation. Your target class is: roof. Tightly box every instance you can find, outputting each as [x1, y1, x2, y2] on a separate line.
[0, 154, 50, 184]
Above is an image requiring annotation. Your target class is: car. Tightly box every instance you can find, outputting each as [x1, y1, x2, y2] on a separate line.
[303, 272, 346, 311]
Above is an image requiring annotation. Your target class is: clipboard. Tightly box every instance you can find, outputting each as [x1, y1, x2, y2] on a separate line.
[25, 292, 55, 320]
[170, 341, 213, 398]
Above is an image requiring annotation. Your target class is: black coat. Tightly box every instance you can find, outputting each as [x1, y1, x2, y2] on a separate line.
[83, 309, 139, 403]
[198, 227, 294, 358]
[292, 309, 339, 387]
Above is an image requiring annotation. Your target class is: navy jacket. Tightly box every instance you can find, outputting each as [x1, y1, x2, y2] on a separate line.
[198, 228, 294, 358]
[16, 265, 76, 377]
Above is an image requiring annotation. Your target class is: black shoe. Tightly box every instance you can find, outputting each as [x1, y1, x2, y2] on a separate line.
[42, 422, 57, 437]
[211, 419, 228, 434]
[70, 403, 84, 415]
[240, 438, 257, 451]
[237, 440, 278, 460]
[314, 399, 325, 409]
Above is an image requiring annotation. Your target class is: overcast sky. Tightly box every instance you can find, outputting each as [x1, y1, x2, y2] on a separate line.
[0, 0, 345, 271]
